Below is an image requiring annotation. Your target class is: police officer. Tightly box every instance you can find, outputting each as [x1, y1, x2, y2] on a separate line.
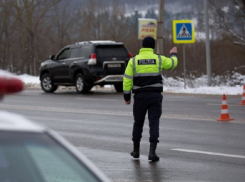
[123, 36, 178, 161]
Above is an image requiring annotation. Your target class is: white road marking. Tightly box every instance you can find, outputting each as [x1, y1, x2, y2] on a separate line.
[171, 149, 245, 159]
[76, 98, 117, 101]
[0, 104, 131, 116]
[1, 104, 245, 122]
[207, 103, 240, 107]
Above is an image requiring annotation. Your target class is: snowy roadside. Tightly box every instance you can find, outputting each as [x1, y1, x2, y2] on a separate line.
[24, 82, 116, 92]
[1, 70, 244, 95]
[23, 82, 244, 96]
[21, 76, 245, 95]
[19, 73, 245, 95]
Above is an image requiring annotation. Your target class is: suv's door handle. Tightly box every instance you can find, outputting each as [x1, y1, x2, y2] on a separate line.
[74, 61, 77, 64]
[62, 62, 66, 65]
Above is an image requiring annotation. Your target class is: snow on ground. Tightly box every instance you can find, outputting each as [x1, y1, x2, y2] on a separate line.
[0, 69, 244, 95]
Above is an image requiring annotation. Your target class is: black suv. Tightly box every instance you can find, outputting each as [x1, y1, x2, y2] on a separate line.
[39, 41, 132, 93]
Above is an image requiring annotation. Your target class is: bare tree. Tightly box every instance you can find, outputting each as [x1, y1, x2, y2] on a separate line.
[210, 0, 245, 44]
[9, 0, 63, 74]
[0, 0, 16, 71]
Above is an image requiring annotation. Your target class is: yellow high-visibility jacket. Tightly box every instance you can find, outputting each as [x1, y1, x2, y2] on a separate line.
[123, 48, 178, 101]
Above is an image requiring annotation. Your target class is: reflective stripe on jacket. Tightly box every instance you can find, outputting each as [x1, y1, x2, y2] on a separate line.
[123, 48, 178, 101]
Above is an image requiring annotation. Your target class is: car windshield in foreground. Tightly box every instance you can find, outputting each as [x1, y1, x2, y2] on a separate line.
[0, 132, 101, 182]
[96, 45, 128, 57]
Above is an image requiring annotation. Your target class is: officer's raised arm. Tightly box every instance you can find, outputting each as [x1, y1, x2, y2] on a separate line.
[160, 47, 178, 71]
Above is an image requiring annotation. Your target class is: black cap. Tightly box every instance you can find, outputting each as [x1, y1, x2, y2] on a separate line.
[142, 36, 155, 49]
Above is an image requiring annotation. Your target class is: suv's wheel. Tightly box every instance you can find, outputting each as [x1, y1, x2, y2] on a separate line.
[41, 73, 58, 93]
[114, 83, 123, 92]
[75, 73, 92, 93]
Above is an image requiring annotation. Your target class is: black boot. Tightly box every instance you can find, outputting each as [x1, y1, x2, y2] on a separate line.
[130, 142, 140, 158]
[148, 143, 159, 161]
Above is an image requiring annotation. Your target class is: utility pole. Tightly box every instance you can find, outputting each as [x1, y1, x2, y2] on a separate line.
[204, 0, 212, 86]
[135, 10, 138, 37]
[157, 0, 164, 54]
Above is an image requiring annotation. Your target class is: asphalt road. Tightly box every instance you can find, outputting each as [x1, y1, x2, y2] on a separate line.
[1, 88, 245, 182]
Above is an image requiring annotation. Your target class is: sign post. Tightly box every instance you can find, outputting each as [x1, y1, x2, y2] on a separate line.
[173, 20, 195, 89]
[157, 0, 164, 55]
[204, 0, 212, 86]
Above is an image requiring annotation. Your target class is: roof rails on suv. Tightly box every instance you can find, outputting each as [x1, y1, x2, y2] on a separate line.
[39, 40, 132, 93]
[75, 40, 118, 45]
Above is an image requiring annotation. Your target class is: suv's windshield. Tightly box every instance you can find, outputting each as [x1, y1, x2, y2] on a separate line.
[0, 132, 100, 182]
[96, 45, 128, 57]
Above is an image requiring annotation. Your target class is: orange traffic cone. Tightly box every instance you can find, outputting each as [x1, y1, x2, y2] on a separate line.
[239, 85, 245, 105]
[217, 94, 234, 122]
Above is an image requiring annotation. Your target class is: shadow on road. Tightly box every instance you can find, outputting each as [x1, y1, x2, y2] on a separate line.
[131, 159, 166, 182]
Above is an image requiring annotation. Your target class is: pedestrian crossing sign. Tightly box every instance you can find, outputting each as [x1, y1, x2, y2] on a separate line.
[173, 20, 195, 44]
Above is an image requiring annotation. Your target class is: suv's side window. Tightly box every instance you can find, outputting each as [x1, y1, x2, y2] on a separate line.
[79, 45, 92, 58]
[56, 48, 70, 60]
[69, 47, 80, 58]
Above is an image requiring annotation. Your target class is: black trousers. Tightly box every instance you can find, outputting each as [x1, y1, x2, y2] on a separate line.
[132, 92, 163, 144]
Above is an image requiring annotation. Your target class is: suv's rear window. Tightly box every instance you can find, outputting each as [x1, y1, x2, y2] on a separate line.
[95, 45, 128, 57]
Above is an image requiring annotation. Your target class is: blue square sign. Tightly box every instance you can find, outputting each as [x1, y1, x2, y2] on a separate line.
[173, 20, 195, 43]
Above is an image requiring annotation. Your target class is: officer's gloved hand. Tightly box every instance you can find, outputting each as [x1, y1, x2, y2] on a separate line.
[170, 47, 177, 54]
